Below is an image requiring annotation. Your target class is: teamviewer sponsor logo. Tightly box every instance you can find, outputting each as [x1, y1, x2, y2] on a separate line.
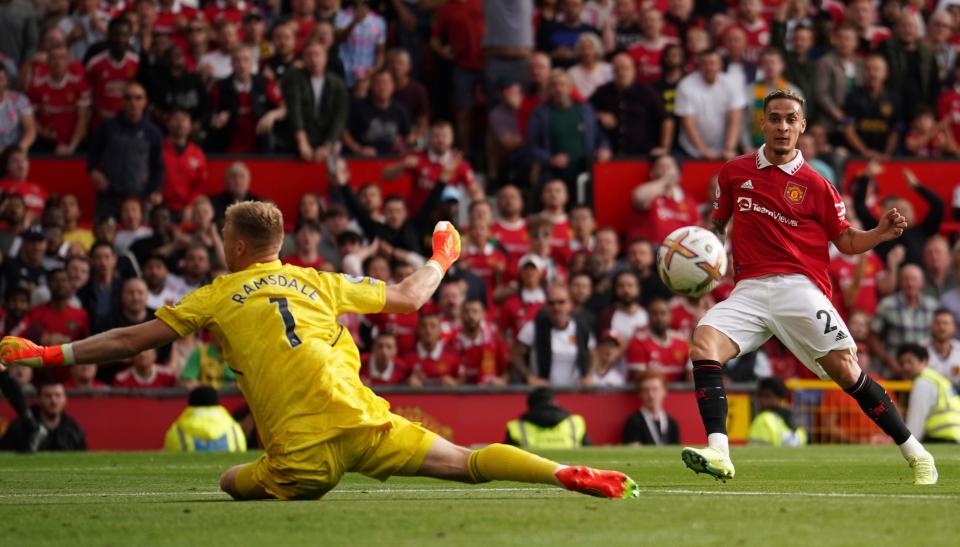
[737, 197, 753, 211]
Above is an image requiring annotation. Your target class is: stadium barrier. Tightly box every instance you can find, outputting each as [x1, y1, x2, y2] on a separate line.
[28, 157, 960, 235]
[786, 379, 914, 445]
[0, 385, 754, 451]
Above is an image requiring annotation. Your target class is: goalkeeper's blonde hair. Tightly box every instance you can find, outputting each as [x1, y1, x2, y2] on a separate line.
[225, 201, 285, 253]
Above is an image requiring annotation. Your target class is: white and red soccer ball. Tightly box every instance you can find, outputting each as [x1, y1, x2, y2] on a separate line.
[656, 226, 727, 298]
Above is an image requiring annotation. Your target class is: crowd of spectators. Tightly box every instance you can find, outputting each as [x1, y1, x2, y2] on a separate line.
[0, 0, 959, 408]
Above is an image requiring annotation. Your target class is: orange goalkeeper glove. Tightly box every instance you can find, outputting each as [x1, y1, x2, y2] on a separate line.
[426, 221, 461, 276]
[0, 336, 74, 369]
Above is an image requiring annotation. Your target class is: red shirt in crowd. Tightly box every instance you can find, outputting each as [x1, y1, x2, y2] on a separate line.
[938, 86, 960, 146]
[454, 322, 508, 385]
[497, 289, 546, 341]
[85, 49, 139, 118]
[155, 2, 197, 52]
[403, 341, 459, 384]
[366, 312, 419, 355]
[28, 304, 89, 342]
[360, 355, 410, 385]
[713, 148, 850, 299]
[737, 18, 770, 64]
[28, 70, 91, 146]
[0, 180, 49, 221]
[407, 151, 477, 215]
[628, 191, 700, 245]
[625, 330, 690, 382]
[626, 37, 677, 83]
[491, 219, 530, 271]
[668, 297, 701, 338]
[432, 0, 485, 71]
[209, 79, 282, 153]
[283, 255, 327, 269]
[203, 0, 250, 25]
[461, 240, 507, 304]
[827, 252, 884, 319]
[113, 366, 179, 388]
[161, 138, 208, 213]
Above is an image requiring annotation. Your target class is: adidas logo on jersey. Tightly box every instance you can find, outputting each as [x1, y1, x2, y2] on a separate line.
[741, 180, 754, 190]
[835, 330, 848, 342]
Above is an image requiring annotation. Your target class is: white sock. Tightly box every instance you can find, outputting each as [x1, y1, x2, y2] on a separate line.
[898, 436, 925, 459]
[707, 433, 730, 457]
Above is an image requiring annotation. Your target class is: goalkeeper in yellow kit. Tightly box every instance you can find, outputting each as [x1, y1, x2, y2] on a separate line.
[0, 201, 638, 500]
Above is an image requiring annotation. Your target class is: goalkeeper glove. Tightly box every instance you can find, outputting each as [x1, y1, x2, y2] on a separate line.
[426, 221, 461, 276]
[0, 336, 75, 368]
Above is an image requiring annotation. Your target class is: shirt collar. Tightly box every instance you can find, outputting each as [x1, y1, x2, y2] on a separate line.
[756, 145, 805, 175]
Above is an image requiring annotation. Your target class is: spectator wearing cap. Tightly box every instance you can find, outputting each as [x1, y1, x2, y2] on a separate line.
[3, 224, 47, 295]
[519, 216, 564, 285]
[0, 381, 86, 452]
[876, 12, 939, 125]
[488, 80, 526, 186]
[591, 330, 629, 387]
[625, 297, 689, 382]
[675, 49, 746, 160]
[0, 147, 47, 224]
[842, 54, 901, 160]
[815, 25, 863, 140]
[386, 49, 429, 146]
[209, 162, 260, 224]
[142, 253, 187, 310]
[513, 284, 595, 387]
[280, 41, 349, 163]
[161, 108, 208, 218]
[505, 387, 590, 449]
[164, 386, 247, 452]
[747, 377, 807, 447]
[528, 70, 610, 190]
[207, 46, 284, 153]
[87, 81, 164, 220]
[621, 371, 679, 446]
[0, 64, 36, 155]
[343, 70, 411, 157]
[591, 52, 668, 156]
[114, 348, 178, 388]
[499, 255, 547, 341]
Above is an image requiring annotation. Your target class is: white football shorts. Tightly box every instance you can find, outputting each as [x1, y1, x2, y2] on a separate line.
[697, 274, 857, 379]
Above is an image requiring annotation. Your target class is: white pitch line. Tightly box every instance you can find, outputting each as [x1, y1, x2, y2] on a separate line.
[0, 486, 956, 501]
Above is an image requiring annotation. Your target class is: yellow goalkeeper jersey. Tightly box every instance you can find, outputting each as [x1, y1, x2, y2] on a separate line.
[155, 260, 391, 455]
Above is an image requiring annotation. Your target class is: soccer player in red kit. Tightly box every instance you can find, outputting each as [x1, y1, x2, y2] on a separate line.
[682, 89, 938, 485]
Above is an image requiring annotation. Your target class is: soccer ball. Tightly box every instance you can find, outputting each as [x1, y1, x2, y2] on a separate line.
[657, 226, 727, 298]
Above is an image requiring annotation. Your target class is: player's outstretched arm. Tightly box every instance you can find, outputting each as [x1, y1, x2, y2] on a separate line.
[383, 221, 461, 313]
[834, 208, 908, 255]
[0, 320, 180, 371]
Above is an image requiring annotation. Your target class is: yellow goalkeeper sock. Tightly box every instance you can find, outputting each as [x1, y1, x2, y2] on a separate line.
[466, 443, 561, 486]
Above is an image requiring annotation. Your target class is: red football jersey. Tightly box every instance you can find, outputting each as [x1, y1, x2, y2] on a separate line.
[203, 2, 250, 25]
[491, 219, 529, 270]
[626, 37, 677, 83]
[0, 180, 49, 220]
[461, 240, 507, 304]
[627, 192, 700, 245]
[625, 331, 689, 382]
[161, 139, 208, 213]
[28, 71, 91, 145]
[497, 290, 545, 341]
[454, 322, 508, 385]
[828, 252, 884, 318]
[712, 148, 850, 298]
[283, 255, 327, 269]
[738, 19, 770, 64]
[408, 151, 477, 214]
[360, 356, 410, 385]
[85, 50, 139, 117]
[938, 87, 960, 145]
[403, 341, 459, 383]
[28, 305, 89, 341]
[113, 366, 178, 388]
[367, 311, 419, 355]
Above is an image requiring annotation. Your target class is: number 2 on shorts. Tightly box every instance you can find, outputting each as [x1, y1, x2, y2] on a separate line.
[816, 309, 838, 335]
[270, 297, 303, 348]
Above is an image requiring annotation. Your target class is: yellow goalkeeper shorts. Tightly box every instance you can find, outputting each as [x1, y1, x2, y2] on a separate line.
[235, 413, 438, 500]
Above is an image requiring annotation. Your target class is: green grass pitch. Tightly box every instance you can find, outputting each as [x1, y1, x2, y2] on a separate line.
[0, 446, 957, 546]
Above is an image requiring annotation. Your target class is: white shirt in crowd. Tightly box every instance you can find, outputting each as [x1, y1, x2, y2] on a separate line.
[517, 320, 596, 387]
[147, 274, 189, 310]
[928, 339, 960, 386]
[610, 307, 649, 342]
[114, 227, 153, 255]
[904, 371, 942, 439]
[568, 62, 613, 99]
[674, 70, 747, 158]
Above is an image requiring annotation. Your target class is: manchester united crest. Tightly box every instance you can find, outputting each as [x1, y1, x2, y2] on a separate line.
[783, 182, 807, 205]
